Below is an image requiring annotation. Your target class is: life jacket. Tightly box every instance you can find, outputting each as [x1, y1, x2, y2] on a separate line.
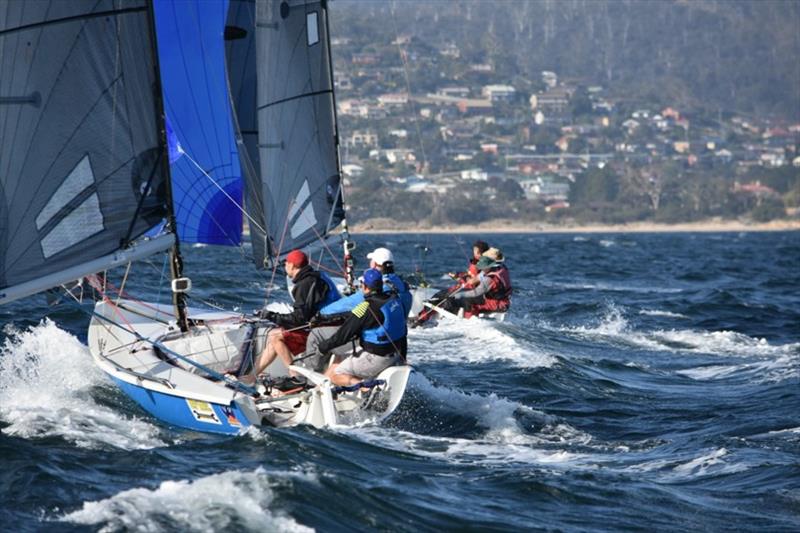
[361, 296, 407, 355]
[316, 271, 341, 310]
[471, 265, 512, 314]
[383, 272, 412, 316]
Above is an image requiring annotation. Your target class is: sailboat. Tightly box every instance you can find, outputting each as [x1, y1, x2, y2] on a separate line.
[0, 0, 411, 434]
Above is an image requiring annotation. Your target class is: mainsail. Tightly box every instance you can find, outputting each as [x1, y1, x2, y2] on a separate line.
[154, 0, 243, 246]
[0, 0, 171, 304]
[251, 0, 345, 267]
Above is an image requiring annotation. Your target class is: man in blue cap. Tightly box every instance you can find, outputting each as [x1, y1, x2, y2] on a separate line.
[303, 247, 411, 370]
[317, 268, 407, 386]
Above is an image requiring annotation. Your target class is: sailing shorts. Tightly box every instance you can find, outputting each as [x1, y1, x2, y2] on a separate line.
[335, 350, 401, 379]
[280, 329, 309, 355]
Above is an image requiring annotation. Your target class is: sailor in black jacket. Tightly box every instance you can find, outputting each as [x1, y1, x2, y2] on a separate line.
[248, 250, 340, 381]
[320, 268, 406, 386]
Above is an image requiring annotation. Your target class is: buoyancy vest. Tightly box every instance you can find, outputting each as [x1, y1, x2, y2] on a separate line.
[468, 265, 512, 316]
[383, 273, 412, 316]
[317, 271, 341, 310]
[361, 296, 407, 355]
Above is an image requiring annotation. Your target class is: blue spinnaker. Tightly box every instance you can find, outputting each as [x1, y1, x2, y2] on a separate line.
[154, 0, 243, 246]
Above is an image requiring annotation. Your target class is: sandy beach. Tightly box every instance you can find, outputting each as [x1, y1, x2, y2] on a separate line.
[352, 218, 800, 235]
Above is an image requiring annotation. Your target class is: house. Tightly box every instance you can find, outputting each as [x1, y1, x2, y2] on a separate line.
[456, 99, 493, 115]
[673, 141, 690, 154]
[439, 43, 460, 58]
[436, 87, 470, 99]
[377, 93, 408, 107]
[481, 143, 499, 155]
[470, 63, 493, 72]
[541, 70, 558, 88]
[622, 119, 640, 133]
[389, 129, 408, 139]
[482, 84, 516, 103]
[733, 180, 778, 196]
[345, 130, 378, 148]
[519, 176, 570, 201]
[334, 75, 353, 91]
[341, 164, 364, 178]
[545, 201, 570, 213]
[460, 168, 488, 181]
[351, 53, 378, 65]
[338, 99, 369, 117]
[530, 89, 570, 114]
[760, 152, 786, 167]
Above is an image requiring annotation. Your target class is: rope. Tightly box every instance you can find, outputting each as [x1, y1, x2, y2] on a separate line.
[179, 147, 266, 235]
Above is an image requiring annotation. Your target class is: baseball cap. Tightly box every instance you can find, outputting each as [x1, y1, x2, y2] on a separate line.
[285, 249, 308, 267]
[366, 247, 394, 265]
[362, 268, 383, 289]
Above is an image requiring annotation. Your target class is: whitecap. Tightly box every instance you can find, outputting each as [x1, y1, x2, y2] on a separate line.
[408, 316, 556, 368]
[667, 448, 750, 480]
[60, 468, 313, 532]
[0, 320, 166, 450]
[639, 309, 688, 319]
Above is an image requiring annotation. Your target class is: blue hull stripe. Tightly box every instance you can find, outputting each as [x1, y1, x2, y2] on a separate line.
[111, 376, 254, 435]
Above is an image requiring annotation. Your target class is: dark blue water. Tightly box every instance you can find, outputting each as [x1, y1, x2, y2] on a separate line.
[2, 232, 799, 531]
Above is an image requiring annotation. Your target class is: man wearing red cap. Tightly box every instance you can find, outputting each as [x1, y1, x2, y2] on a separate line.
[248, 249, 340, 381]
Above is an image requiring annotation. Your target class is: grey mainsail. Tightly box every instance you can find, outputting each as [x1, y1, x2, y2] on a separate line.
[0, 0, 170, 303]
[252, 0, 345, 267]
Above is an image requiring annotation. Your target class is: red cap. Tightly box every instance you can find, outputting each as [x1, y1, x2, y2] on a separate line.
[285, 249, 308, 268]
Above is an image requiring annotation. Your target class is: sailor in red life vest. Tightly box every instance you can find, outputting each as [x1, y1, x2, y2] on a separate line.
[438, 254, 512, 318]
[448, 240, 490, 289]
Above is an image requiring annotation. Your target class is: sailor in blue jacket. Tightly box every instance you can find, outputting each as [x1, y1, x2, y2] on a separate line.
[318, 268, 406, 386]
[303, 247, 411, 371]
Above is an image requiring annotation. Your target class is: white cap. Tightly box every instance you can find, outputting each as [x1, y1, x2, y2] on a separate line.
[366, 247, 394, 265]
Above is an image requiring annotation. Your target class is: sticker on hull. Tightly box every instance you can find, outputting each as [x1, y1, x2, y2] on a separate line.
[186, 399, 222, 424]
[222, 406, 242, 427]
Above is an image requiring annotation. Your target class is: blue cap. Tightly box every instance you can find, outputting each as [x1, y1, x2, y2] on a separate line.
[362, 268, 383, 290]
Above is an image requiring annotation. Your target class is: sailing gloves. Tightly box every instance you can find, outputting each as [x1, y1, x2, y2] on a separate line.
[256, 309, 278, 322]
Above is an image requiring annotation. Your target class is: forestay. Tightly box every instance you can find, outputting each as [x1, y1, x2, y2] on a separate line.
[0, 0, 170, 304]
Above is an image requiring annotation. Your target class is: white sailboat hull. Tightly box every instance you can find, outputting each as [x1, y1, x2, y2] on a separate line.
[87, 299, 411, 434]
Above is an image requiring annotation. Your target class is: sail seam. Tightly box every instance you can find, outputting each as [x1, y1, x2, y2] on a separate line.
[257, 88, 332, 111]
[0, 6, 147, 37]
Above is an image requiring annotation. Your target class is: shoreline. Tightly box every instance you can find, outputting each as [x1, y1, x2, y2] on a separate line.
[351, 218, 800, 235]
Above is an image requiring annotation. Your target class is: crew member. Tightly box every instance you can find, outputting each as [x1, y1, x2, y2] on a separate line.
[318, 268, 406, 386]
[249, 249, 340, 380]
[439, 254, 512, 318]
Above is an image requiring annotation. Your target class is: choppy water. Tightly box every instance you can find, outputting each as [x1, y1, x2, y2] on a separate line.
[1, 232, 799, 531]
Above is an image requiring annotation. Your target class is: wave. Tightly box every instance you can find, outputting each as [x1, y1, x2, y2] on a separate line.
[544, 280, 683, 294]
[59, 468, 313, 532]
[347, 374, 590, 467]
[558, 306, 799, 382]
[0, 320, 167, 450]
[408, 317, 556, 368]
[639, 309, 688, 319]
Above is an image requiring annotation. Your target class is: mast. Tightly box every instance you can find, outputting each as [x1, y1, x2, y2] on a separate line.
[321, 0, 355, 292]
[147, 0, 189, 331]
